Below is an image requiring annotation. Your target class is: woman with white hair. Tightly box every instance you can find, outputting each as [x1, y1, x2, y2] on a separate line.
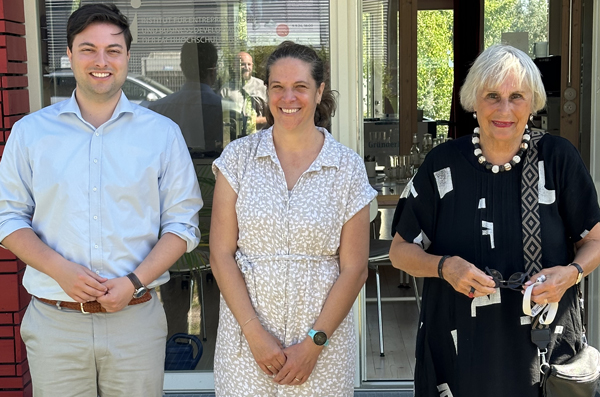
[389, 44, 600, 396]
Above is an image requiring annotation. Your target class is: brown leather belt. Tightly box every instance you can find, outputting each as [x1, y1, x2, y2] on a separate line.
[34, 292, 151, 313]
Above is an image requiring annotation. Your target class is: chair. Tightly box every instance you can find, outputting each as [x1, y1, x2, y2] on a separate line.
[177, 249, 212, 341]
[367, 199, 420, 357]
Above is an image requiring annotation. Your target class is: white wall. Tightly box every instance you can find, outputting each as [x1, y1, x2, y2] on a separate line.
[330, 0, 363, 156]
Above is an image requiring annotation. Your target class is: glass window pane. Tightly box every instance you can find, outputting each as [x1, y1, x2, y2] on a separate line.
[417, 9, 453, 125]
[40, 0, 331, 376]
[484, 0, 549, 56]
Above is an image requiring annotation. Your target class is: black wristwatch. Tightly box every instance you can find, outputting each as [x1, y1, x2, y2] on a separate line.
[308, 329, 329, 346]
[126, 273, 148, 298]
[569, 263, 584, 285]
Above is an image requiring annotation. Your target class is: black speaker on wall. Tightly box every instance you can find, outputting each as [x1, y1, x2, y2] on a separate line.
[534, 56, 561, 97]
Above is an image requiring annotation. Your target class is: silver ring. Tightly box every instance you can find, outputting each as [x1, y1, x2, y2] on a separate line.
[537, 275, 547, 283]
[294, 377, 301, 382]
[266, 365, 273, 369]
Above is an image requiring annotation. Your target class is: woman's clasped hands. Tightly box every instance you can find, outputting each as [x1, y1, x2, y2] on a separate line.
[272, 337, 322, 386]
[246, 320, 320, 386]
[244, 321, 286, 377]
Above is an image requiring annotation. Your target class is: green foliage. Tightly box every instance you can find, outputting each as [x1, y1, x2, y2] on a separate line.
[415, 0, 549, 123]
[484, 0, 549, 55]
[417, 10, 454, 121]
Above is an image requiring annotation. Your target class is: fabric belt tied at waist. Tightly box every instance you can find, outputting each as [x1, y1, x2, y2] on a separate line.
[34, 292, 151, 314]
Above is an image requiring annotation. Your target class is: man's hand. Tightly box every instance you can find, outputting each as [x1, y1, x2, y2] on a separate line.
[96, 277, 136, 312]
[52, 260, 108, 303]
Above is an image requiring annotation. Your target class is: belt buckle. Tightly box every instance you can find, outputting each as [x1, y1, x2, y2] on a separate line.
[80, 302, 90, 314]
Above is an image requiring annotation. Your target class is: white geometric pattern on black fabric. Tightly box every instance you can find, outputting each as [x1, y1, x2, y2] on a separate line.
[437, 383, 454, 397]
[413, 230, 431, 251]
[520, 316, 532, 325]
[451, 329, 458, 354]
[401, 176, 416, 199]
[538, 161, 556, 204]
[434, 167, 453, 199]
[482, 221, 495, 249]
[471, 289, 501, 317]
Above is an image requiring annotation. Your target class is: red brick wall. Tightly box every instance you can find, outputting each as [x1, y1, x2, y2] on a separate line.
[0, 0, 31, 396]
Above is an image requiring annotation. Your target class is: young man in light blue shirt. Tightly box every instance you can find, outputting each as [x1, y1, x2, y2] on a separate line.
[0, 4, 203, 396]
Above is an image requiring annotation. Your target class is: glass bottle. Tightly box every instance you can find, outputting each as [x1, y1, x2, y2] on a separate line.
[420, 133, 431, 164]
[410, 132, 421, 171]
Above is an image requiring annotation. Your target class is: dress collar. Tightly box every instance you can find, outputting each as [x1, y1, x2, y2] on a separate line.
[255, 126, 341, 171]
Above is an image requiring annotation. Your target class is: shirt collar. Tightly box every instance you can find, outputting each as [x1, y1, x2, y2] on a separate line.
[57, 90, 134, 124]
[255, 126, 341, 171]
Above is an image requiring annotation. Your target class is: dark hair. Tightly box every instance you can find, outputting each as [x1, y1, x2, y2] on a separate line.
[67, 3, 132, 51]
[264, 41, 336, 128]
[180, 39, 218, 82]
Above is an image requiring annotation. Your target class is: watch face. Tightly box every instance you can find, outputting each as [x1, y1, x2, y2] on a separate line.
[133, 287, 148, 299]
[313, 331, 328, 346]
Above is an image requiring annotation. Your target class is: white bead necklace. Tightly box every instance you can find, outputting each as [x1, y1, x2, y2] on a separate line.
[472, 127, 530, 173]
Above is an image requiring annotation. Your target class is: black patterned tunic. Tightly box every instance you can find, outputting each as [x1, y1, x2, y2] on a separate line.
[392, 134, 600, 397]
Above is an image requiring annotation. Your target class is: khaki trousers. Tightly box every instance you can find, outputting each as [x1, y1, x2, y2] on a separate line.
[20, 290, 167, 397]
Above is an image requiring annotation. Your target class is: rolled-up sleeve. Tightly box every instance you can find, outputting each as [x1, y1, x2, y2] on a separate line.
[0, 123, 35, 244]
[158, 126, 203, 252]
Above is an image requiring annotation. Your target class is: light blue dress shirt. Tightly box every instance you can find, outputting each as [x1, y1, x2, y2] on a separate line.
[0, 91, 203, 301]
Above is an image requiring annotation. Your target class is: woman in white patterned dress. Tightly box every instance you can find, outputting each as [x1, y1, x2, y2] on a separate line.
[210, 41, 377, 396]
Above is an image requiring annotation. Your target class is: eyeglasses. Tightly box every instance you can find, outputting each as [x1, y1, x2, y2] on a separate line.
[485, 267, 529, 291]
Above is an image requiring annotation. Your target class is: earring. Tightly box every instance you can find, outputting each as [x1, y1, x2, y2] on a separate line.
[473, 112, 477, 119]
[529, 114, 534, 121]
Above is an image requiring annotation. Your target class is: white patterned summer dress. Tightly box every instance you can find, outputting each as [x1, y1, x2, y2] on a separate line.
[212, 127, 377, 397]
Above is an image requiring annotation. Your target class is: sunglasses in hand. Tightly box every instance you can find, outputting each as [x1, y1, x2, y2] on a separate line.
[485, 267, 529, 291]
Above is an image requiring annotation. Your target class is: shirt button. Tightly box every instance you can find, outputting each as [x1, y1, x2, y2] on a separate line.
[93, 159, 98, 163]
[93, 187, 97, 192]
[94, 244, 99, 249]
[95, 270, 100, 275]
[95, 133, 99, 136]
[93, 215, 98, 220]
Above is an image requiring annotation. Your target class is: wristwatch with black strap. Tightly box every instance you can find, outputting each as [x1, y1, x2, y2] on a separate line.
[569, 263, 584, 285]
[308, 328, 329, 347]
[126, 272, 148, 298]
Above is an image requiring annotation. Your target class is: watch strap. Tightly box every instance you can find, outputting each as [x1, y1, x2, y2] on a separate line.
[569, 263, 584, 285]
[126, 272, 144, 290]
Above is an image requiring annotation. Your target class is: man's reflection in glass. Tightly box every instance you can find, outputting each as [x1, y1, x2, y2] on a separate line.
[149, 38, 224, 340]
[221, 51, 267, 136]
[149, 38, 223, 157]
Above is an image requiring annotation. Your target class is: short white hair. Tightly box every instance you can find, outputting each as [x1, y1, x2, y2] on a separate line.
[459, 44, 546, 114]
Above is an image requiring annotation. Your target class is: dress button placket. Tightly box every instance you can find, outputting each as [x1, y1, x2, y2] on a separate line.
[90, 128, 103, 273]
